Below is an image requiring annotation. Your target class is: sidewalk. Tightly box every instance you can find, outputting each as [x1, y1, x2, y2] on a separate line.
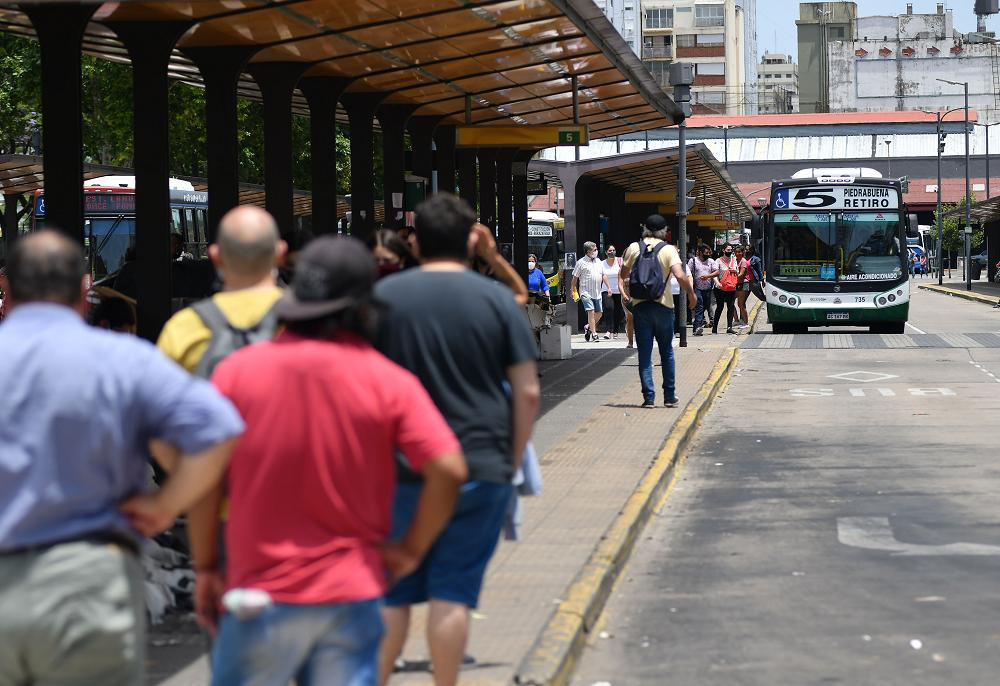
[150, 311, 754, 686]
[918, 278, 1000, 306]
[391, 333, 741, 685]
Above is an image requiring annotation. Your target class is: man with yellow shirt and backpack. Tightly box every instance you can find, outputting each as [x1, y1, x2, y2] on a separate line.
[158, 205, 286, 377]
[156, 205, 285, 632]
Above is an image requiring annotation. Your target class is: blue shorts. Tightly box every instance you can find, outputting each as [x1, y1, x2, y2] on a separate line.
[581, 294, 603, 312]
[385, 481, 512, 608]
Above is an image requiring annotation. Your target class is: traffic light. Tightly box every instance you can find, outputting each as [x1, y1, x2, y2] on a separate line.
[679, 177, 696, 212]
[938, 133, 947, 154]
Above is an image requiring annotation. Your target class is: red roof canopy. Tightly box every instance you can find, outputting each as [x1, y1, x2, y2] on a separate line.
[685, 110, 977, 129]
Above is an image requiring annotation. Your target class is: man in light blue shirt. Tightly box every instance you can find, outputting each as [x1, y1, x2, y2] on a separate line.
[0, 231, 244, 686]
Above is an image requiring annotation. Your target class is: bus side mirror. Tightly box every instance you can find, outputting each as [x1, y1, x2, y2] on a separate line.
[750, 213, 763, 241]
[906, 213, 919, 238]
[557, 240, 565, 253]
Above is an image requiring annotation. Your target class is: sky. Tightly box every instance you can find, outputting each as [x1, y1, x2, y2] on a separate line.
[756, 0, 992, 60]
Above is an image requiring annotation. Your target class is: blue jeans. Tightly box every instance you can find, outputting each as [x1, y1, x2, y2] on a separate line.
[211, 598, 383, 686]
[693, 288, 713, 329]
[633, 302, 675, 404]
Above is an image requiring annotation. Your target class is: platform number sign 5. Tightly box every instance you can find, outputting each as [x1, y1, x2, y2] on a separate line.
[774, 187, 836, 210]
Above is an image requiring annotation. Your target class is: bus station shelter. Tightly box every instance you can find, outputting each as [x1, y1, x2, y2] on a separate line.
[0, 0, 683, 338]
[530, 144, 753, 329]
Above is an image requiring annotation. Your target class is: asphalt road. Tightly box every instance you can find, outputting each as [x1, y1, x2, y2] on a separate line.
[572, 286, 1000, 686]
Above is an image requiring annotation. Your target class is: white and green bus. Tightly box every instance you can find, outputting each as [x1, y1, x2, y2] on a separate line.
[755, 168, 919, 334]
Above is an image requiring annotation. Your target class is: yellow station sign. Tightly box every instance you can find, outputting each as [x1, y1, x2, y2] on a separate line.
[456, 125, 589, 148]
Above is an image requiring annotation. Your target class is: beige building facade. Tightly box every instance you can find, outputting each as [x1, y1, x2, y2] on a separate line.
[640, 0, 758, 115]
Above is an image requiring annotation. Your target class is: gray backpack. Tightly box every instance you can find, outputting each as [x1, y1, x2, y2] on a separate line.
[191, 298, 278, 378]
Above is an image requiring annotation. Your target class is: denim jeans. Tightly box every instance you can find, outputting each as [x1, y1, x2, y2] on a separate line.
[633, 302, 675, 404]
[211, 598, 383, 686]
[693, 288, 713, 329]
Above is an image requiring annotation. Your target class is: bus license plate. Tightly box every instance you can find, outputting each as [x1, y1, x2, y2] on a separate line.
[826, 312, 849, 320]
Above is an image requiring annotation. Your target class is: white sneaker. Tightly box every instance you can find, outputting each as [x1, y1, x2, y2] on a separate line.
[602, 333, 611, 340]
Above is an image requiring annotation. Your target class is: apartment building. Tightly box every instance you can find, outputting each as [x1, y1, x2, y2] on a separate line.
[757, 52, 799, 114]
[593, 0, 643, 55]
[640, 0, 758, 115]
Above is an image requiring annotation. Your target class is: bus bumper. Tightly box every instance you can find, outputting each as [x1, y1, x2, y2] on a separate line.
[767, 302, 909, 326]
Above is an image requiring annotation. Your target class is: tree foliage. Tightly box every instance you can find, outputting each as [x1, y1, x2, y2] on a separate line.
[0, 32, 367, 198]
[933, 193, 984, 253]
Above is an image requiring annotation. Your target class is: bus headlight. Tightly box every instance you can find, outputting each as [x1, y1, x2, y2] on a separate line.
[896, 290, 903, 296]
[787, 297, 798, 306]
[779, 295, 788, 304]
[888, 294, 896, 302]
[878, 297, 887, 305]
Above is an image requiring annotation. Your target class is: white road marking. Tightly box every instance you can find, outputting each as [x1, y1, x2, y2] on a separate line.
[827, 370, 899, 383]
[905, 322, 927, 334]
[837, 517, 1000, 556]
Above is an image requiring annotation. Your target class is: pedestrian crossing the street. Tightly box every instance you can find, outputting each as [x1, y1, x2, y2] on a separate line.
[742, 332, 1000, 349]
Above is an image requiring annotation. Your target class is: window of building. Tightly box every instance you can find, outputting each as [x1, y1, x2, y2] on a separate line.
[697, 33, 724, 46]
[695, 4, 725, 27]
[699, 90, 726, 104]
[830, 26, 845, 38]
[676, 34, 696, 47]
[696, 62, 725, 75]
[645, 8, 673, 29]
[644, 59, 670, 86]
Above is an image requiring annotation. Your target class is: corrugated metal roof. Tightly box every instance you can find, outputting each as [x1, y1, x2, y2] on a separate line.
[684, 110, 977, 128]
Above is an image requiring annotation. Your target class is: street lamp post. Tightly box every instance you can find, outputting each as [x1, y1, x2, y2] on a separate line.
[974, 121, 993, 199]
[885, 139, 892, 178]
[936, 79, 972, 290]
[670, 62, 695, 347]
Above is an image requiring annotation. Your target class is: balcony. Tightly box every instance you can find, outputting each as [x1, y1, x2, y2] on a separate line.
[642, 46, 673, 59]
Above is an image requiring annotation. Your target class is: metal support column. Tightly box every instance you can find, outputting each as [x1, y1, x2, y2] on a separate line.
[408, 116, 440, 191]
[513, 151, 533, 286]
[477, 149, 497, 228]
[341, 93, 385, 242]
[677, 119, 689, 346]
[300, 77, 350, 236]
[457, 149, 478, 210]
[107, 20, 191, 340]
[937, 115, 944, 285]
[572, 74, 580, 161]
[21, 4, 97, 241]
[185, 47, 257, 241]
[378, 104, 418, 230]
[434, 125, 457, 196]
[964, 84, 972, 291]
[247, 63, 306, 241]
[496, 149, 514, 245]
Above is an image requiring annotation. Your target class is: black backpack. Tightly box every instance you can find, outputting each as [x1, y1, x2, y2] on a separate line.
[191, 298, 278, 378]
[628, 241, 669, 302]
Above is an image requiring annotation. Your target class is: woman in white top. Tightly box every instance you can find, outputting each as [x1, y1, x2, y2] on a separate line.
[600, 245, 623, 340]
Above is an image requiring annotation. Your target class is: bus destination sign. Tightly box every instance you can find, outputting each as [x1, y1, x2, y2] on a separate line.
[84, 192, 136, 214]
[773, 186, 899, 211]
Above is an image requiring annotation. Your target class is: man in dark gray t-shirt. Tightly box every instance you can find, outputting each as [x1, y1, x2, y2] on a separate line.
[375, 193, 540, 686]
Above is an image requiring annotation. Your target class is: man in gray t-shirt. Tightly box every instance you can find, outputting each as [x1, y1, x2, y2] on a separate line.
[375, 193, 540, 686]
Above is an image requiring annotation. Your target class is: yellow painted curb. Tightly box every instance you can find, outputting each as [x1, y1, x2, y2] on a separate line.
[918, 283, 999, 306]
[513, 347, 741, 686]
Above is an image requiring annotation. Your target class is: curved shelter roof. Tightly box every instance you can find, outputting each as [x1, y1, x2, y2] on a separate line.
[530, 144, 754, 221]
[0, 0, 680, 138]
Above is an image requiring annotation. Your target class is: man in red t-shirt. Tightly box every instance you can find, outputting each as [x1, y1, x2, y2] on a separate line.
[188, 236, 467, 686]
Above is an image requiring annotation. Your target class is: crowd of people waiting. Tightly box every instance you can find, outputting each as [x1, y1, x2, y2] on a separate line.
[0, 194, 540, 686]
[570, 237, 763, 342]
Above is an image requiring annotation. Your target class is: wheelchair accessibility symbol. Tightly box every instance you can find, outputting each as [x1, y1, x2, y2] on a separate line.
[773, 190, 789, 209]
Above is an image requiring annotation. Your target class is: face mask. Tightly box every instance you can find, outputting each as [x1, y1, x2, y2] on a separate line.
[377, 262, 402, 279]
[528, 261, 536, 270]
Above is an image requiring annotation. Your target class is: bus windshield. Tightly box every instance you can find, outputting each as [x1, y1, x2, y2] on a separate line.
[528, 222, 559, 275]
[86, 217, 136, 279]
[772, 212, 903, 282]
